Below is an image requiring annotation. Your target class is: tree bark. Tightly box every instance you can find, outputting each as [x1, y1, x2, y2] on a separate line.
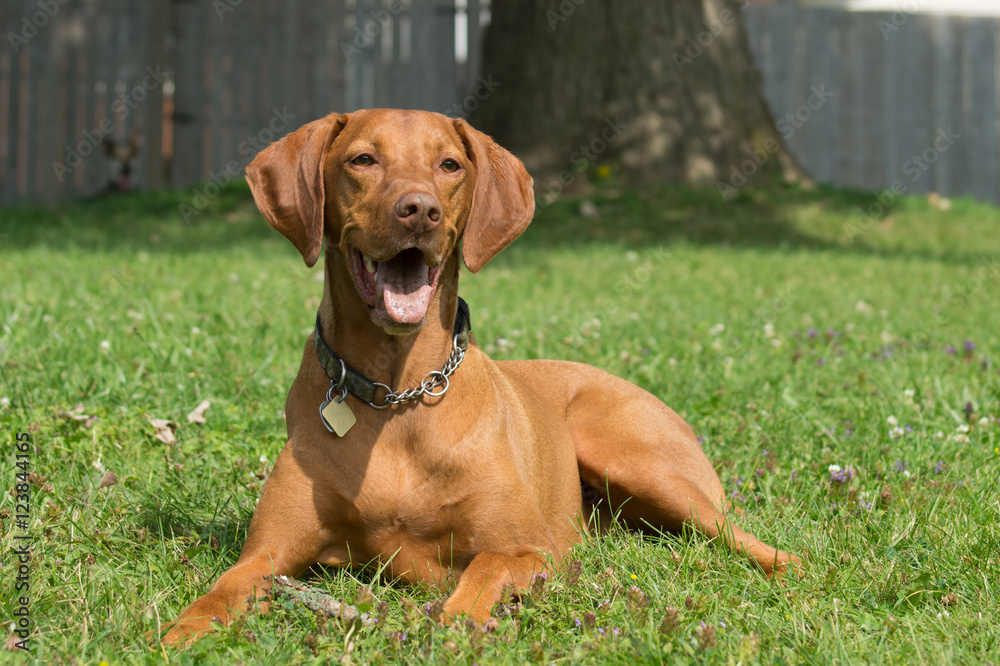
[469, 0, 809, 199]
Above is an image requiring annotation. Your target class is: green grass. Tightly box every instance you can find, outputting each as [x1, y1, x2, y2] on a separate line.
[1, 179, 998, 664]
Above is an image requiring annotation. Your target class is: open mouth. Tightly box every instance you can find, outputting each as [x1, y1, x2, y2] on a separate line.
[352, 248, 442, 326]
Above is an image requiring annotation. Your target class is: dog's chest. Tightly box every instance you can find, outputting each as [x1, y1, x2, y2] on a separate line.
[344, 439, 479, 555]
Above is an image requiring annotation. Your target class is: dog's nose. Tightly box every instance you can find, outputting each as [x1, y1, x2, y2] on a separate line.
[394, 191, 441, 233]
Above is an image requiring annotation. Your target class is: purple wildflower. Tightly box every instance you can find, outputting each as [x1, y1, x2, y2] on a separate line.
[756, 468, 767, 478]
[696, 435, 705, 445]
[893, 460, 907, 473]
[807, 328, 818, 339]
[946, 345, 957, 355]
[790, 469, 800, 481]
[830, 467, 855, 484]
[934, 460, 945, 474]
[964, 339, 976, 353]
[965, 402, 975, 417]
[574, 617, 582, 628]
[736, 476, 745, 488]
[817, 358, 827, 366]
[905, 425, 913, 433]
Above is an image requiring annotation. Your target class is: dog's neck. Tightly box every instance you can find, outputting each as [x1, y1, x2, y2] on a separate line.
[318, 251, 462, 391]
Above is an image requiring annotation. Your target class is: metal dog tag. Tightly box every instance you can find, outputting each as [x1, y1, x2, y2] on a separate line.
[320, 385, 356, 437]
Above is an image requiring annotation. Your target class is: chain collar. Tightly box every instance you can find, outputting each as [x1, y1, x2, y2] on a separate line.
[314, 298, 471, 409]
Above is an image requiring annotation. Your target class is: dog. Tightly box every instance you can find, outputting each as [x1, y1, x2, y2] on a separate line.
[100, 131, 141, 194]
[162, 108, 799, 645]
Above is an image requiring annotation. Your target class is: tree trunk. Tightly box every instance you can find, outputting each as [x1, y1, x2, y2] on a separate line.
[468, 0, 809, 200]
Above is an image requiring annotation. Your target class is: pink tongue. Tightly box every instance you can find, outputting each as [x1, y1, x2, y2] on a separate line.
[377, 255, 434, 324]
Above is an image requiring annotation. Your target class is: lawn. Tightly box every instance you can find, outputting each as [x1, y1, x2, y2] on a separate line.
[1, 179, 998, 664]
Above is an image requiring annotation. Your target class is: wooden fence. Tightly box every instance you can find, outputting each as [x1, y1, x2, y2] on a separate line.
[0, 0, 488, 204]
[3, 0, 998, 206]
[745, 0, 1000, 205]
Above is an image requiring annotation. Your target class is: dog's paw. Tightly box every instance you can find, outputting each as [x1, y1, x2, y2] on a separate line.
[765, 551, 804, 579]
[156, 614, 221, 647]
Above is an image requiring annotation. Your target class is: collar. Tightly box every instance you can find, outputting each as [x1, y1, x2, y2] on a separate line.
[314, 297, 471, 406]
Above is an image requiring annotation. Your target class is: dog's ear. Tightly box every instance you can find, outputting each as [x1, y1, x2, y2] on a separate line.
[245, 113, 348, 267]
[454, 119, 535, 273]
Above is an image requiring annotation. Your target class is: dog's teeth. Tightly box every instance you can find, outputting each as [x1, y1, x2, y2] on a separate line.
[365, 257, 376, 274]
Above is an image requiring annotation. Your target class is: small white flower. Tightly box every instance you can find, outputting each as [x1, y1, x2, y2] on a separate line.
[890, 427, 905, 439]
[99, 340, 111, 352]
[978, 417, 991, 427]
[763, 323, 776, 338]
[828, 464, 843, 474]
[711, 339, 723, 351]
[887, 415, 899, 427]
[259, 455, 268, 463]
[0, 397, 9, 408]
[709, 323, 725, 336]
[956, 424, 970, 434]
[903, 470, 911, 478]
[934, 431, 944, 439]
[191, 326, 201, 335]
[771, 338, 783, 347]
[951, 434, 970, 444]
[903, 389, 915, 404]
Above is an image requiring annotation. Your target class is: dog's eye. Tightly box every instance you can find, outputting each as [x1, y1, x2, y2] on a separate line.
[440, 159, 460, 173]
[351, 154, 375, 167]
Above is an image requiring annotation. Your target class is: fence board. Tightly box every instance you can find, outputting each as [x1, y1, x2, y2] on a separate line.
[968, 22, 997, 202]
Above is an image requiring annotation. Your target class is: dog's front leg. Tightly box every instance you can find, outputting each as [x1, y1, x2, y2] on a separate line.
[442, 550, 548, 623]
[161, 445, 334, 646]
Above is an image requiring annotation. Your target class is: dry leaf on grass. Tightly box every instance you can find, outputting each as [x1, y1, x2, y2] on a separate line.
[99, 470, 118, 488]
[58, 403, 96, 427]
[187, 400, 211, 425]
[147, 416, 177, 445]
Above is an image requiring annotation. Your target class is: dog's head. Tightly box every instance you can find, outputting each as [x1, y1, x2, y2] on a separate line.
[245, 109, 534, 333]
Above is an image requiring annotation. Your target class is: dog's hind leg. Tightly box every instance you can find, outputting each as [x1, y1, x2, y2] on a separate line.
[566, 370, 800, 576]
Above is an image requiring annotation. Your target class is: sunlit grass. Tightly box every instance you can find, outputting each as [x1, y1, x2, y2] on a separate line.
[1, 180, 998, 663]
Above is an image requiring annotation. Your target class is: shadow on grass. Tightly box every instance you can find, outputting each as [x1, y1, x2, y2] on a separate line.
[2, 180, 997, 266]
